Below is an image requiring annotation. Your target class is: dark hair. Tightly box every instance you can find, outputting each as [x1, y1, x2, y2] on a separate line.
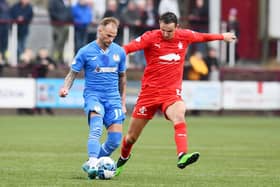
[159, 12, 178, 25]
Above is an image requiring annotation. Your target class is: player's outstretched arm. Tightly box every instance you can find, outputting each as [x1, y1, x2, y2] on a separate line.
[222, 32, 237, 42]
[59, 70, 78, 97]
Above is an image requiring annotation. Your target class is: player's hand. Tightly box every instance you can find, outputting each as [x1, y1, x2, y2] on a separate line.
[122, 105, 127, 114]
[59, 87, 68, 97]
[222, 32, 237, 42]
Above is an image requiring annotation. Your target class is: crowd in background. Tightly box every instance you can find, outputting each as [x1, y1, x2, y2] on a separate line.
[0, 0, 239, 80]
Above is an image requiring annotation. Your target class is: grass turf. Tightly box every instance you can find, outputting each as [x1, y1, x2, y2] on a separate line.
[0, 115, 280, 187]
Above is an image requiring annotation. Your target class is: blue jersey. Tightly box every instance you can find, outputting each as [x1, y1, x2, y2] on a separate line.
[72, 41, 126, 98]
[71, 41, 126, 124]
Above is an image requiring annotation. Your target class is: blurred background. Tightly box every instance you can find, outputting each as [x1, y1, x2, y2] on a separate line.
[0, 0, 280, 116]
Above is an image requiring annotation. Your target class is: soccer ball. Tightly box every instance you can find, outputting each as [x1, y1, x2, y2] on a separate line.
[96, 157, 116, 180]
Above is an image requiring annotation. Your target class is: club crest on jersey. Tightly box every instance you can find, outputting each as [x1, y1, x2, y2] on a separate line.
[113, 54, 120, 62]
[178, 42, 183, 49]
[137, 106, 147, 116]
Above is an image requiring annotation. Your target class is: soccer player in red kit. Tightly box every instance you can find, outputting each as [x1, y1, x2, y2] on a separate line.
[116, 12, 236, 175]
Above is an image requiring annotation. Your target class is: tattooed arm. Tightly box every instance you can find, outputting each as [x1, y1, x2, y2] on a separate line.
[59, 70, 78, 97]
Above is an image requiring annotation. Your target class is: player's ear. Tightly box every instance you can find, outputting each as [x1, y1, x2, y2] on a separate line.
[97, 25, 103, 34]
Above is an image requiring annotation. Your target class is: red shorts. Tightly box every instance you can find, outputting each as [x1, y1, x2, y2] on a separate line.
[132, 86, 183, 119]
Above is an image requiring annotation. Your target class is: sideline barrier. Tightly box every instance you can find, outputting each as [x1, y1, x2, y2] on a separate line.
[0, 78, 280, 110]
[36, 78, 84, 108]
[0, 78, 36, 108]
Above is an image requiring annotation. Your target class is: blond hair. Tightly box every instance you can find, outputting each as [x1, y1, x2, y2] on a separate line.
[99, 17, 120, 28]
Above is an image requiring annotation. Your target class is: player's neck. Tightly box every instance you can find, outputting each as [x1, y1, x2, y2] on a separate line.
[96, 39, 109, 51]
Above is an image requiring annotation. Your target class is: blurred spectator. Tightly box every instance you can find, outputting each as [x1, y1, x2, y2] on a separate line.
[202, 47, 219, 81]
[91, 0, 105, 21]
[17, 48, 34, 115]
[186, 50, 208, 116]
[153, 0, 160, 16]
[32, 48, 55, 115]
[32, 48, 55, 78]
[10, 0, 33, 58]
[18, 48, 34, 77]
[188, 0, 208, 29]
[0, 0, 10, 62]
[186, 51, 208, 81]
[103, 0, 119, 18]
[158, 0, 180, 18]
[48, 0, 73, 64]
[117, 0, 129, 15]
[120, 1, 141, 40]
[103, 0, 122, 44]
[72, 0, 92, 53]
[226, 8, 240, 62]
[85, 1, 96, 43]
[135, 0, 148, 35]
[131, 0, 150, 69]
[188, 0, 208, 56]
[86, 0, 106, 42]
[120, 1, 144, 68]
[145, 0, 158, 29]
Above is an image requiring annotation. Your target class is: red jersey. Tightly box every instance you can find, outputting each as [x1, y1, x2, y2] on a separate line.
[124, 29, 224, 90]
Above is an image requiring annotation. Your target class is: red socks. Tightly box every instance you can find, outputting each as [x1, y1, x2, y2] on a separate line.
[121, 136, 133, 159]
[174, 122, 188, 156]
[121, 123, 187, 158]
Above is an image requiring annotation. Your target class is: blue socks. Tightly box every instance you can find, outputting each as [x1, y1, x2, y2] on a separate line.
[87, 115, 122, 158]
[98, 131, 122, 157]
[88, 116, 103, 158]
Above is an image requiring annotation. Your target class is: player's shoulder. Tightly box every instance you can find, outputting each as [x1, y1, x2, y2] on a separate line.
[135, 29, 161, 43]
[144, 29, 161, 37]
[110, 42, 126, 53]
[74, 41, 99, 60]
[110, 42, 122, 49]
[79, 41, 98, 53]
[176, 29, 196, 37]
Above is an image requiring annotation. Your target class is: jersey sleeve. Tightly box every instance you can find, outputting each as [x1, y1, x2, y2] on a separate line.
[123, 31, 153, 54]
[71, 48, 85, 73]
[183, 29, 224, 43]
[118, 48, 126, 73]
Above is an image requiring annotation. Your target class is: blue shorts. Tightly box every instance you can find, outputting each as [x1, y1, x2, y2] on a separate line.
[84, 95, 125, 128]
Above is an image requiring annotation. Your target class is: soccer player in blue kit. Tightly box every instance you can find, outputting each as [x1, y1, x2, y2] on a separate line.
[59, 17, 127, 179]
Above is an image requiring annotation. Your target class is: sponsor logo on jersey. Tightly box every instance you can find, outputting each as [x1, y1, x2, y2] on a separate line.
[176, 89, 182, 96]
[159, 53, 181, 61]
[91, 56, 97, 61]
[94, 67, 117, 73]
[177, 133, 186, 137]
[154, 43, 161, 48]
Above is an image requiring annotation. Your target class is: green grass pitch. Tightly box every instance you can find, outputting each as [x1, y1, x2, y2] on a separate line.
[0, 115, 280, 187]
